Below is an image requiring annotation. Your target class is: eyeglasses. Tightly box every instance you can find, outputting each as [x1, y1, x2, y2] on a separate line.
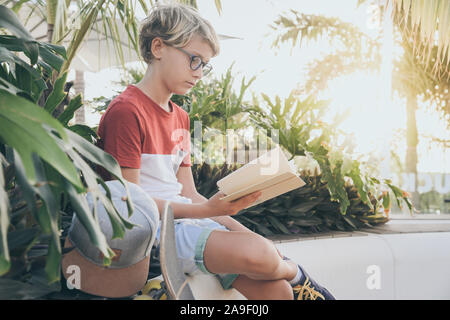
[173, 46, 212, 76]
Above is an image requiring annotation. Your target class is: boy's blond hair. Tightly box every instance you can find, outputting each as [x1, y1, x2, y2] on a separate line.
[139, 3, 220, 64]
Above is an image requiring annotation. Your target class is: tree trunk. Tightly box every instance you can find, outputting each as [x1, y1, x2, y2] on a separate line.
[74, 70, 85, 124]
[46, 0, 57, 42]
[405, 94, 420, 211]
[47, 24, 54, 43]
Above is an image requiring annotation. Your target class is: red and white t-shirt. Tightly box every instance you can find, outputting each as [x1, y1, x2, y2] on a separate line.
[97, 85, 193, 203]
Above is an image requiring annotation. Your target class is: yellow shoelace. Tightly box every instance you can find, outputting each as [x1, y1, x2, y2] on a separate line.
[293, 277, 326, 300]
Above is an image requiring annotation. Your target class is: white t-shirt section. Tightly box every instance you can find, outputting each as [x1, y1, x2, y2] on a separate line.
[139, 149, 193, 205]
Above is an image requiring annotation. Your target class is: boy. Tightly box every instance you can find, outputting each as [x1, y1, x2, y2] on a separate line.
[97, 3, 334, 300]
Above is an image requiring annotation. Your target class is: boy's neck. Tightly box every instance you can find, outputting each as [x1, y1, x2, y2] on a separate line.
[135, 67, 172, 112]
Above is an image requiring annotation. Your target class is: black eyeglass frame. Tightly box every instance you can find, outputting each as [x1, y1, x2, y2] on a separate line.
[172, 46, 213, 76]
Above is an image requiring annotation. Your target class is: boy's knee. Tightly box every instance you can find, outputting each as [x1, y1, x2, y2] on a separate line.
[245, 235, 281, 276]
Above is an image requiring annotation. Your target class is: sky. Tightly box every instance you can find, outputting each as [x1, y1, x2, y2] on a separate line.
[69, 0, 449, 178]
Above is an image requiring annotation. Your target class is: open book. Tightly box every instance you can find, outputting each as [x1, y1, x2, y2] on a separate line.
[217, 147, 306, 208]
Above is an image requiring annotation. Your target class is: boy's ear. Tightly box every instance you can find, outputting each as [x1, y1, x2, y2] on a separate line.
[151, 37, 164, 60]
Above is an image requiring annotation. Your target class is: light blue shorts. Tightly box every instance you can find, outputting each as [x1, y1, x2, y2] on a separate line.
[155, 218, 239, 290]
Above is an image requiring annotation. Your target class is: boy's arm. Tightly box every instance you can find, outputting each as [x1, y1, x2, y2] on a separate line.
[176, 166, 253, 232]
[121, 167, 260, 220]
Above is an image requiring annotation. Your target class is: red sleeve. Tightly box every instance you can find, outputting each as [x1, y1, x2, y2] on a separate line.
[98, 102, 142, 169]
[180, 110, 191, 167]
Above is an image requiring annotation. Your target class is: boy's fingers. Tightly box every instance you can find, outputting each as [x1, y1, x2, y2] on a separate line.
[239, 191, 261, 205]
[226, 192, 261, 215]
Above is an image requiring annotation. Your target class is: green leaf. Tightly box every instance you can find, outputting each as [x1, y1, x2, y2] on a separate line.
[0, 77, 24, 96]
[38, 43, 64, 72]
[13, 152, 45, 232]
[15, 64, 32, 96]
[57, 139, 135, 239]
[356, 0, 367, 8]
[44, 239, 61, 284]
[343, 215, 357, 230]
[0, 90, 83, 190]
[386, 182, 403, 208]
[31, 154, 61, 283]
[370, 177, 381, 184]
[0, 46, 41, 79]
[0, 35, 39, 65]
[348, 162, 373, 209]
[40, 42, 67, 60]
[0, 279, 55, 300]
[64, 179, 115, 266]
[64, 128, 123, 181]
[58, 94, 82, 126]
[11, 0, 32, 14]
[266, 215, 291, 234]
[7, 227, 40, 253]
[255, 224, 274, 236]
[0, 5, 34, 40]
[293, 216, 322, 227]
[0, 154, 10, 276]
[31, 77, 47, 103]
[44, 71, 67, 114]
[13, 150, 64, 283]
[214, 0, 222, 14]
[288, 198, 323, 214]
[67, 124, 97, 142]
[37, 59, 53, 75]
[382, 192, 391, 212]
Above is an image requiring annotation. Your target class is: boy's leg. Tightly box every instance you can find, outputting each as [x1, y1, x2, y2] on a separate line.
[203, 229, 298, 282]
[231, 275, 293, 300]
[170, 218, 335, 300]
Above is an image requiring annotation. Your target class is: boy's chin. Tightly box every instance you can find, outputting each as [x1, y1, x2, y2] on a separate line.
[173, 88, 191, 95]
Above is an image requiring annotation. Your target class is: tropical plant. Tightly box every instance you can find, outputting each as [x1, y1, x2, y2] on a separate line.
[0, 5, 136, 299]
[181, 64, 256, 133]
[247, 91, 412, 217]
[192, 161, 394, 237]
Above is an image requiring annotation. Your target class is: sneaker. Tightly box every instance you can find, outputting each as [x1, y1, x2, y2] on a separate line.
[291, 264, 336, 300]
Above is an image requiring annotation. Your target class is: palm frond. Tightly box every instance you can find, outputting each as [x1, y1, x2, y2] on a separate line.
[390, 0, 450, 74]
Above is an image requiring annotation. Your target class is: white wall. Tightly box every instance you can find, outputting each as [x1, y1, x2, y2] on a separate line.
[275, 232, 450, 299]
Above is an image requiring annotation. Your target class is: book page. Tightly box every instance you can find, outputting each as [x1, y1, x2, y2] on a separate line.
[220, 171, 297, 202]
[244, 175, 306, 209]
[217, 147, 292, 195]
[247, 176, 306, 208]
[216, 146, 306, 208]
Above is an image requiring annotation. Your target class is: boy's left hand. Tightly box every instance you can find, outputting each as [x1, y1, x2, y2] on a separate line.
[204, 191, 262, 216]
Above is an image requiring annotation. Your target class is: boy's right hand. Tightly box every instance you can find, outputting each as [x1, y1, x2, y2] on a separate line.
[203, 191, 262, 216]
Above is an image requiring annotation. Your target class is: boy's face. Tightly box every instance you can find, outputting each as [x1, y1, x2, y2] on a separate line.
[160, 35, 214, 95]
